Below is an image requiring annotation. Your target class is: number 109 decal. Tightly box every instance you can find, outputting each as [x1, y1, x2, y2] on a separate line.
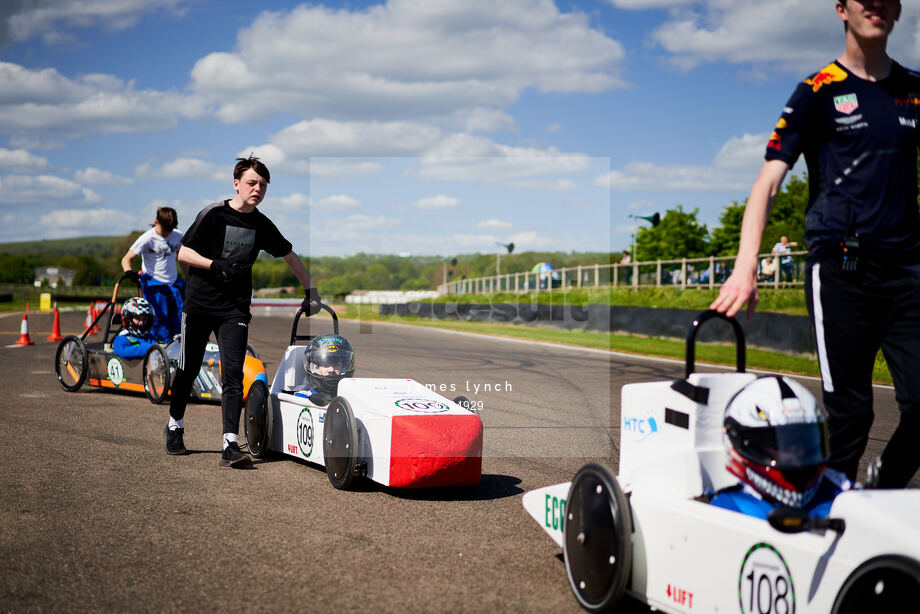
[738, 543, 795, 614]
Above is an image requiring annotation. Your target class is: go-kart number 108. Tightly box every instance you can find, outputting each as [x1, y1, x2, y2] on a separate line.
[739, 543, 795, 614]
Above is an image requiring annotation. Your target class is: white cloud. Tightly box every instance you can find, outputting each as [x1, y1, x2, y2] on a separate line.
[189, 0, 626, 123]
[316, 194, 362, 210]
[269, 119, 442, 157]
[0, 148, 50, 172]
[416, 133, 594, 186]
[646, 1, 920, 74]
[457, 108, 517, 133]
[476, 218, 513, 229]
[0, 62, 206, 138]
[310, 160, 383, 178]
[546, 123, 562, 133]
[595, 132, 769, 192]
[74, 167, 134, 186]
[411, 195, 460, 210]
[134, 158, 225, 181]
[0, 174, 98, 203]
[1, 0, 189, 45]
[609, 0, 694, 8]
[36, 208, 137, 239]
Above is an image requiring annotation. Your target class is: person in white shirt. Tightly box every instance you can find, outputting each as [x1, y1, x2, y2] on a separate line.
[121, 207, 188, 339]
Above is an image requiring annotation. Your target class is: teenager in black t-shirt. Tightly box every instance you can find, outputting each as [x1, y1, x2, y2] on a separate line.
[712, 0, 920, 488]
[164, 156, 322, 468]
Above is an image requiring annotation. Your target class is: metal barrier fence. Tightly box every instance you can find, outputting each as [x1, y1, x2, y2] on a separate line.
[437, 251, 807, 295]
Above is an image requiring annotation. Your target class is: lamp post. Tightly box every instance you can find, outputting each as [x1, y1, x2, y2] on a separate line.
[628, 212, 660, 262]
[495, 241, 514, 275]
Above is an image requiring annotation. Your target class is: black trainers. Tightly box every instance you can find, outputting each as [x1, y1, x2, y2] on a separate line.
[219, 441, 252, 468]
[164, 425, 188, 455]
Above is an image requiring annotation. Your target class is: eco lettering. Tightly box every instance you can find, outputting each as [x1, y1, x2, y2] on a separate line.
[545, 494, 566, 532]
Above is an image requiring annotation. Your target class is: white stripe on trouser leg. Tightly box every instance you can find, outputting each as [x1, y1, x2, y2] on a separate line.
[177, 312, 187, 371]
[811, 263, 834, 393]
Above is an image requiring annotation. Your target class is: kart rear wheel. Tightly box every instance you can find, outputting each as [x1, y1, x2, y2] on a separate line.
[244, 380, 272, 458]
[323, 396, 358, 490]
[832, 556, 920, 614]
[55, 335, 88, 392]
[142, 345, 170, 404]
[564, 462, 632, 613]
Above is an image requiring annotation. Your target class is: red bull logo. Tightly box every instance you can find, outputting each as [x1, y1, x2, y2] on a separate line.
[805, 63, 847, 93]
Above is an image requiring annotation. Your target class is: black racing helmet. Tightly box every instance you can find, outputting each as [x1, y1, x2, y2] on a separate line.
[303, 334, 355, 395]
[122, 297, 154, 337]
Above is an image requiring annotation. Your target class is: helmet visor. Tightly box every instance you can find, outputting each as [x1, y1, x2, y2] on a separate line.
[727, 418, 829, 469]
[309, 348, 354, 376]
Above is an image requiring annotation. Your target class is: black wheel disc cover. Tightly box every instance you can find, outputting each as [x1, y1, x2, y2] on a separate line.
[244, 380, 271, 458]
[564, 462, 632, 612]
[833, 556, 920, 614]
[323, 397, 357, 489]
[55, 335, 88, 392]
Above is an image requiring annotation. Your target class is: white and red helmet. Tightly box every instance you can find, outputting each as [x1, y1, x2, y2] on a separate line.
[723, 375, 829, 507]
[122, 297, 154, 337]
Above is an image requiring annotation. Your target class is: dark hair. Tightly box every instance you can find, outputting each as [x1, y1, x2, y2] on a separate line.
[233, 155, 270, 183]
[155, 206, 178, 231]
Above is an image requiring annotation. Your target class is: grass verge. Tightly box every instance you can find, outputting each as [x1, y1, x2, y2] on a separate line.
[340, 304, 894, 385]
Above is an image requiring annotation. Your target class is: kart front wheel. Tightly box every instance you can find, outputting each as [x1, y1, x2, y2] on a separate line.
[244, 380, 272, 458]
[323, 396, 358, 490]
[832, 556, 920, 614]
[564, 462, 632, 613]
[55, 336, 88, 392]
[143, 345, 170, 404]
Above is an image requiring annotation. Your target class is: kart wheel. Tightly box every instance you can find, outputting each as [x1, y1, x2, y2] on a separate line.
[244, 380, 272, 458]
[245, 343, 260, 359]
[452, 395, 474, 411]
[564, 462, 632, 613]
[323, 396, 358, 490]
[832, 556, 920, 614]
[55, 336, 88, 392]
[142, 345, 170, 404]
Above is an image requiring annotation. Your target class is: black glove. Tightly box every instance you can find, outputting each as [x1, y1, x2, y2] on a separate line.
[123, 270, 140, 284]
[303, 287, 322, 316]
[210, 259, 243, 284]
[309, 391, 332, 406]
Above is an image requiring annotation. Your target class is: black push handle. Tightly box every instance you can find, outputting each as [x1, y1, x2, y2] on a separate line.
[684, 309, 745, 378]
[290, 303, 339, 346]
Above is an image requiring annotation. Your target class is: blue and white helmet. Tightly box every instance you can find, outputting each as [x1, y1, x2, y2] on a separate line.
[723, 375, 829, 507]
[122, 297, 154, 337]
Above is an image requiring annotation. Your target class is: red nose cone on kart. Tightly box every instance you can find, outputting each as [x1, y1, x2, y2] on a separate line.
[389, 414, 483, 488]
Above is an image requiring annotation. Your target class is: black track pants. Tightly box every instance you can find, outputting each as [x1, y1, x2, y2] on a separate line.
[806, 255, 920, 486]
[168, 311, 250, 436]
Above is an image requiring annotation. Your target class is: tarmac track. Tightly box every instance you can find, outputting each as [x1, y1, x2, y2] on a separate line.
[0, 309, 913, 613]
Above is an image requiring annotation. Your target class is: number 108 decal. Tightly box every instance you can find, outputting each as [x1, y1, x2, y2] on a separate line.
[738, 543, 796, 614]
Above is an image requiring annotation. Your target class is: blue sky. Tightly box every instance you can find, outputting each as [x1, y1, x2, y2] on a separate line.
[2, 0, 919, 257]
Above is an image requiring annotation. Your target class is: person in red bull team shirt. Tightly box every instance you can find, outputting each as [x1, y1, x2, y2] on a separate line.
[711, 0, 920, 488]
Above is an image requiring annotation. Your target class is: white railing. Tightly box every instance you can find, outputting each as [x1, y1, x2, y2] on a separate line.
[437, 251, 807, 296]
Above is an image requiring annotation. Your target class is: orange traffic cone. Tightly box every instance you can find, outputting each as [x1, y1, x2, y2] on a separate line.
[47, 303, 63, 342]
[15, 313, 34, 346]
[84, 301, 100, 335]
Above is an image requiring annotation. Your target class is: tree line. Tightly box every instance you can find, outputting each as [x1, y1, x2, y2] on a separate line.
[0, 174, 816, 293]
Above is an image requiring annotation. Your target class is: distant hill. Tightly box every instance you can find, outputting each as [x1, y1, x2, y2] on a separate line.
[0, 235, 127, 259]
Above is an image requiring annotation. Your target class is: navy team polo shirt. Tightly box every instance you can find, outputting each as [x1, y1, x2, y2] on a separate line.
[766, 60, 920, 273]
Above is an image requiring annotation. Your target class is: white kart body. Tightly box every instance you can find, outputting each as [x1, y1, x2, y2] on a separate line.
[268, 344, 482, 488]
[523, 372, 920, 613]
